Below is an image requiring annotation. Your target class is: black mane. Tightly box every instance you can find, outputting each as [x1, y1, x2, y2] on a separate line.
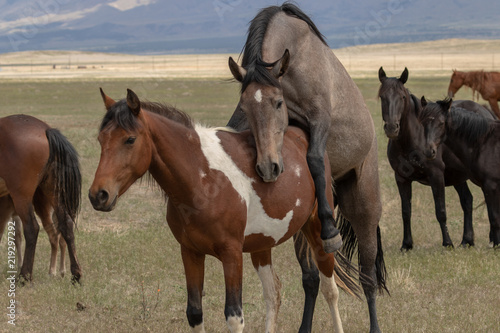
[420, 100, 492, 144]
[448, 106, 492, 144]
[239, 2, 327, 92]
[100, 99, 193, 131]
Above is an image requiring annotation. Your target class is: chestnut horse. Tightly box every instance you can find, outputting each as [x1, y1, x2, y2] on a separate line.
[419, 98, 500, 247]
[0, 115, 82, 282]
[378, 67, 495, 249]
[89, 89, 360, 333]
[227, 4, 385, 332]
[447, 70, 500, 118]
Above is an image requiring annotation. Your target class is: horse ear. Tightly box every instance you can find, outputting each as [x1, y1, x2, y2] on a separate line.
[421, 96, 427, 107]
[272, 49, 290, 79]
[399, 67, 409, 84]
[100, 88, 116, 111]
[228, 57, 246, 82]
[126, 89, 141, 116]
[439, 97, 453, 112]
[378, 67, 386, 82]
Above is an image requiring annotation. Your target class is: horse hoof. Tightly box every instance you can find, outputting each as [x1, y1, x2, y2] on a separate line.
[322, 233, 343, 253]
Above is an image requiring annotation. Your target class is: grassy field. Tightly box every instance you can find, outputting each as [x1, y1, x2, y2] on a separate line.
[0, 70, 499, 332]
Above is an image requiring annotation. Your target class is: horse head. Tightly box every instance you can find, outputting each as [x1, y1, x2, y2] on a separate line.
[228, 50, 290, 182]
[378, 67, 409, 139]
[419, 96, 451, 160]
[447, 70, 464, 98]
[89, 89, 152, 211]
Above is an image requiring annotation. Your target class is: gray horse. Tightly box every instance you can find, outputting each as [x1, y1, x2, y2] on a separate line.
[227, 3, 387, 333]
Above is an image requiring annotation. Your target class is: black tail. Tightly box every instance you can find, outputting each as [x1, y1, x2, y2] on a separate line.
[337, 213, 389, 295]
[45, 128, 82, 221]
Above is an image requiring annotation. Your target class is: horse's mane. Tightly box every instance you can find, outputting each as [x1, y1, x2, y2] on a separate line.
[100, 99, 194, 131]
[239, 2, 327, 93]
[448, 106, 492, 144]
[421, 99, 492, 144]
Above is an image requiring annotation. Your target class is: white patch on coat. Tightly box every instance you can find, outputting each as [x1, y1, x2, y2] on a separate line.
[254, 89, 262, 103]
[294, 166, 301, 177]
[295, 199, 301, 207]
[196, 125, 293, 242]
[199, 170, 206, 179]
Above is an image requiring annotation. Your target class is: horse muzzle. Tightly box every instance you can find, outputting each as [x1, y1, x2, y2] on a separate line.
[255, 159, 284, 183]
[384, 122, 400, 139]
[88, 189, 118, 212]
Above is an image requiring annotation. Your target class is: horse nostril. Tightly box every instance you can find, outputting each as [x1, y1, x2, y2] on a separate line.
[255, 164, 264, 179]
[271, 162, 280, 178]
[97, 189, 109, 204]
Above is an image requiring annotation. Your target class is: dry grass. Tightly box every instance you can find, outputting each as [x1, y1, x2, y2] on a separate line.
[0, 40, 500, 332]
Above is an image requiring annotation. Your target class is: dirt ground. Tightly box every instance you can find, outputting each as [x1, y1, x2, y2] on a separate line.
[0, 38, 499, 79]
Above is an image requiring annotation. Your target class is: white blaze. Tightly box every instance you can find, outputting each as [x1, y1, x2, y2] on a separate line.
[254, 89, 262, 103]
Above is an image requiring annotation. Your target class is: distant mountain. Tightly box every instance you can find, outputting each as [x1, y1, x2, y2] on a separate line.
[0, 0, 498, 54]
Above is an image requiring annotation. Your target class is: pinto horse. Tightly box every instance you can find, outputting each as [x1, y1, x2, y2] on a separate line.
[0, 115, 82, 282]
[447, 70, 500, 118]
[419, 98, 500, 247]
[89, 89, 360, 333]
[227, 4, 386, 332]
[378, 67, 495, 249]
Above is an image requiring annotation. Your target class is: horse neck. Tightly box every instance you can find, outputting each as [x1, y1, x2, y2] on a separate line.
[398, 93, 423, 147]
[143, 111, 206, 202]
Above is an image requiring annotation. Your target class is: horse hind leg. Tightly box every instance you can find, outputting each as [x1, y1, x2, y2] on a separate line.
[251, 250, 281, 333]
[454, 182, 474, 246]
[33, 190, 60, 277]
[293, 231, 320, 333]
[13, 216, 23, 269]
[54, 206, 81, 282]
[300, 219, 343, 333]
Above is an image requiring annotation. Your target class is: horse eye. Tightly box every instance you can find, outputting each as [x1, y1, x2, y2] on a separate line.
[276, 100, 283, 109]
[125, 136, 136, 145]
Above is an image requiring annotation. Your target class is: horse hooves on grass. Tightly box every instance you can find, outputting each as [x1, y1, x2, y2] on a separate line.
[322, 233, 343, 253]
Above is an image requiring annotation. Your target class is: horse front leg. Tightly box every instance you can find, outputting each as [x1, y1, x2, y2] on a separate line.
[453, 182, 474, 247]
[293, 231, 320, 333]
[306, 128, 341, 253]
[487, 98, 500, 119]
[221, 248, 244, 333]
[430, 176, 453, 248]
[181, 246, 206, 332]
[250, 250, 281, 333]
[396, 177, 413, 250]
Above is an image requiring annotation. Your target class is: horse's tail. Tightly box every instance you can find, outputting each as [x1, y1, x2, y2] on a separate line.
[45, 128, 82, 221]
[337, 213, 389, 295]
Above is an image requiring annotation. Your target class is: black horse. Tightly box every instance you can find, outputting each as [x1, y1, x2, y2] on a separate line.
[378, 67, 494, 249]
[420, 97, 500, 247]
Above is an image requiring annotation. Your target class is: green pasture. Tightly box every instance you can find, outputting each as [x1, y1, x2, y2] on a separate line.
[0, 75, 499, 332]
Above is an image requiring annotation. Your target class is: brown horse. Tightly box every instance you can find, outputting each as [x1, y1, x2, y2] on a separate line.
[0, 115, 82, 282]
[419, 98, 500, 246]
[89, 89, 360, 333]
[447, 70, 500, 118]
[227, 3, 386, 332]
